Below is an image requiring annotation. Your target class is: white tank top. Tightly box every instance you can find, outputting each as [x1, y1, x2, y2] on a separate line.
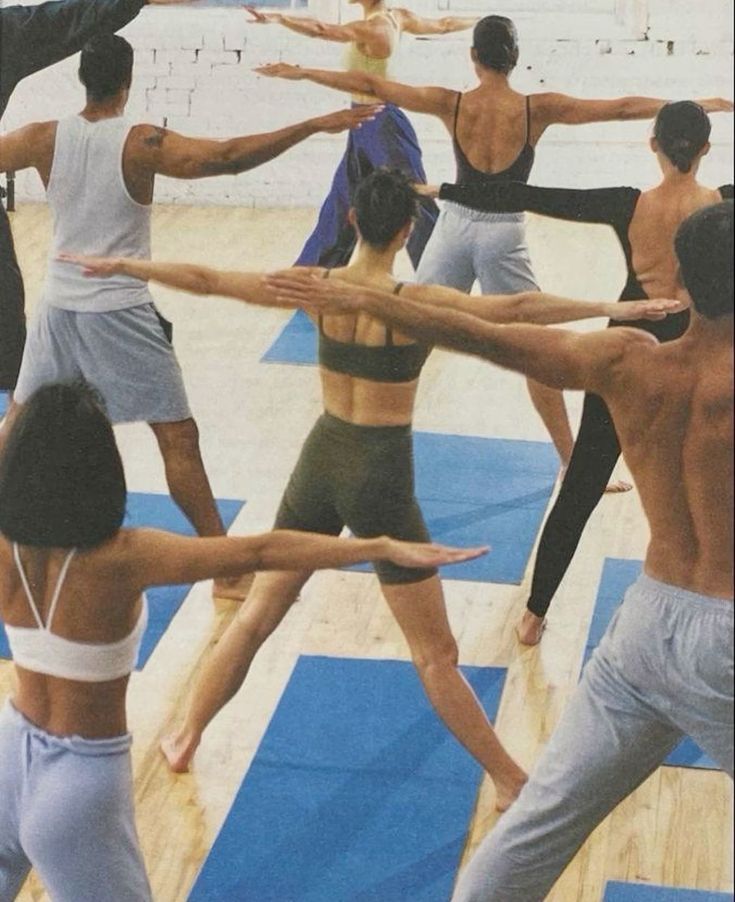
[5, 544, 148, 683]
[42, 115, 154, 313]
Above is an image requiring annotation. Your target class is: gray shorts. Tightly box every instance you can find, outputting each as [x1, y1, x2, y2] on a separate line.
[0, 703, 152, 901]
[14, 303, 191, 424]
[415, 201, 539, 295]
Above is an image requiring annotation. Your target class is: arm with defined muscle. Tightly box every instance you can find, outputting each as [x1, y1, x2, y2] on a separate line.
[255, 63, 455, 117]
[245, 6, 385, 44]
[392, 8, 479, 35]
[129, 106, 380, 180]
[125, 528, 488, 590]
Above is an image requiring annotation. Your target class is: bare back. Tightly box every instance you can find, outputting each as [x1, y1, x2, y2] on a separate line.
[451, 85, 532, 175]
[606, 327, 734, 598]
[315, 265, 422, 426]
[0, 534, 144, 738]
[629, 182, 724, 299]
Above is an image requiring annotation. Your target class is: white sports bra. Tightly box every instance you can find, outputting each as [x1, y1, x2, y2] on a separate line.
[5, 543, 148, 683]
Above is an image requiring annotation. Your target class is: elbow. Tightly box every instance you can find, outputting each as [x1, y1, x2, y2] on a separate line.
[189, 266, 218, 296]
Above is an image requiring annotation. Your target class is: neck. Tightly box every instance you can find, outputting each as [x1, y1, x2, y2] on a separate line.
[351, 241, 399, 274]
[81, 97, 126, 121]
[475, 67, 511, 89]
[361, 1, 385, 17]
[686, 311, 734, 346]
[658, 157, 701, 186]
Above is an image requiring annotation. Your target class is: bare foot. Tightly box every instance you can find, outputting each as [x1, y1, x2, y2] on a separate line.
[213, 572, 254, 601]
[495, 770, 528, 812]
[516, 611, 546, 646]
[160, 729, 200, 773]
[604, 479, 633, 494]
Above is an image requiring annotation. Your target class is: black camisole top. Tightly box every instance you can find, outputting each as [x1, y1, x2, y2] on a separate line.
[317, 278, 429, 384]
[452, 92, 535, 187]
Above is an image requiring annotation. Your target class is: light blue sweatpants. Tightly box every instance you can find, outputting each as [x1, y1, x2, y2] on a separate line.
[415, 201, 539, 295]
[453, 573, 734, 902]
[0, 703, 152, 901]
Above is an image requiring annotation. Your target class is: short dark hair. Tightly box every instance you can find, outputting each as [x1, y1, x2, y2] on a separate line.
[79, 35, 134, 102]
[674, 201, 733, 319]
[473, 16, 519, 75]
[352, 168, 419, 248]
[654, 101, 711, 174]
[0, 382, 127, 548]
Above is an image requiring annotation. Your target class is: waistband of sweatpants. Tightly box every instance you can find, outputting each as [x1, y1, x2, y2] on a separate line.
[3, 701, 133, 756]
[631, 572, 734, 615]
[319, 410, 412, 440]
[442, 200, 526, 224]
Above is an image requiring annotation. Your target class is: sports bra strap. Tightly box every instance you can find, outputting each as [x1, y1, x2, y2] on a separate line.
[385, 281, 404, 347]
[318, 268, 331, 333]
[453, 92, 463, 139]
[13, 543, 76, 632]
[525, 95, 531, 144]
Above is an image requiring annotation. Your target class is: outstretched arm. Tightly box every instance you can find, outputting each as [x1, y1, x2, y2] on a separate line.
[256, 64, 455, 117]
[245, 6, 385, 45]
[131, 106, 380, 180]
[536, 92, 732, 132]
[0, 122, 54, 175]
[392, 8, 479, 35]
[57, 254, 302, 309]
[125, 528, 488, 590]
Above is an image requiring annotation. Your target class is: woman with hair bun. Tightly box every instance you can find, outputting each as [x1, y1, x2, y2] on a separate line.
[63, 168, 673, 806]
[258, 16, 731, 475]
[430, 100, 734, 644]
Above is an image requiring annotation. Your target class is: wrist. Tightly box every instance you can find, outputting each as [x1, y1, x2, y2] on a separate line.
[372, 536, 390, 558]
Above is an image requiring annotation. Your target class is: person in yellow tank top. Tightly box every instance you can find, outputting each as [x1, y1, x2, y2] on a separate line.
[246, 1, 478, 269]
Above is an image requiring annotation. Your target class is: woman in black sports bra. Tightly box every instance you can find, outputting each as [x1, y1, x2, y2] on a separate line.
[435, 100, 734, 645]
[257, 15, 730, 473]
[65, 167, 673, 803]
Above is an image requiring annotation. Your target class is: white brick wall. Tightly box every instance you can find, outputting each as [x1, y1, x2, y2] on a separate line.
[3, 1, 732, 206]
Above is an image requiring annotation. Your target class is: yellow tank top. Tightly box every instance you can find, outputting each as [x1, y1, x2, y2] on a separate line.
[344, 10, 400, 104]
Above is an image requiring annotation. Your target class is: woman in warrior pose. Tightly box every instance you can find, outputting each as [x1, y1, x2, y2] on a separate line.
[64, 170, 675, 810]
[246, 0, 478, 269]
[425, 100, 734, 644]
[257, 15, 732, 473]
[0, 381, 470, 901]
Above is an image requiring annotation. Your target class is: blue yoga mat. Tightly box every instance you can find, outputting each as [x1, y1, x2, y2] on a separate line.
[189, 655, 507, 902]
[0, 492, 245, 666]
[262, 309, 317, 366]
[585, 559, 718, 771]
[604, 880, 732, 901]
[347, 432, 558, 585]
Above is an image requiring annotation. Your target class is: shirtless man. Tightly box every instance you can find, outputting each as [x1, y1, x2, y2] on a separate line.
[0, 34, 377, 599]
[269, 200, 734, 900]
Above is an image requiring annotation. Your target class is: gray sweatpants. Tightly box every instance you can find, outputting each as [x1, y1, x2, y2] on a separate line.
[0, 703, 152, 901]
[453, 573, 734, 902]
[415, 202, 538, 295]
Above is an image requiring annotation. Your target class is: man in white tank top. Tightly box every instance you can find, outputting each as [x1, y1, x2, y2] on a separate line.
[0, 34, 378, 600]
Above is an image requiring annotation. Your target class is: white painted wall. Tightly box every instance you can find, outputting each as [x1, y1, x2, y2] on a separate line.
[3, 0, 732, 206]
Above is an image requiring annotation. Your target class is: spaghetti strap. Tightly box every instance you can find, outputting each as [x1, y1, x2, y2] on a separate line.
[45, 549, 76, 632]
[13, 543, 44, 630]
[525, 95, 531, 144]
[453, 92, 463, 139]
[385, 282, 404, 346]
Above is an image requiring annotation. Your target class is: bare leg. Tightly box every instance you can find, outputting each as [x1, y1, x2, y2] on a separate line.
[381, 575, 527, 811]
[149, 418, 250, 600]
[161, 569, 310, 772]
[526, 378, 574, 469]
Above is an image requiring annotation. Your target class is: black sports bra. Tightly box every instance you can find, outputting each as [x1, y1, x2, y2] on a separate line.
[317, 276, 429, 384]
[453, 93, 535, 187]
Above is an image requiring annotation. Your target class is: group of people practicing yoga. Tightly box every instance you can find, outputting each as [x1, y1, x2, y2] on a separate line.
[0, 2, 732, 901]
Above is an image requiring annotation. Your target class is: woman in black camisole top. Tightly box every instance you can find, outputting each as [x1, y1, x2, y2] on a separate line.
[257, 15, 730, 473]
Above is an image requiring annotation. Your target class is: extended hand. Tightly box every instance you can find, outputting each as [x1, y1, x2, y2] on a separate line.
[314, 105, 383, 133]
[414, 183, 440, 199]
[265, 272, 363, 315]
[255, 62, 304, 80]
[611, 298, 686, 321]
[698, 97, 734, 113]
[384, 538, 489, 570]
[57, 253, 122, 278]
[244, 6, 282, 24]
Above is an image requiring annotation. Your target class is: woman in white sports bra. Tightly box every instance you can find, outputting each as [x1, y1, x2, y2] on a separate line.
[246, 0, 478, 270]
[0, 381, 478, 902]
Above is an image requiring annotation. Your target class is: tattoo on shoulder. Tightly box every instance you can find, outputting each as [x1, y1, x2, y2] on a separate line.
[143, 127, 168, 149]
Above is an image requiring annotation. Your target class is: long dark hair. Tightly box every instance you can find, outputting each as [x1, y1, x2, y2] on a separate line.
[0, 382, 126, 548]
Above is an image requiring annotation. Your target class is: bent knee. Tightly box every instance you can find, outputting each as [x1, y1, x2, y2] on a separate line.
[411, 638, 459, 674]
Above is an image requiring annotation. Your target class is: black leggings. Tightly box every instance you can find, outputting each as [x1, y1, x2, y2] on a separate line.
[527, 312, 690, 618]
[0, 204, 25, 391]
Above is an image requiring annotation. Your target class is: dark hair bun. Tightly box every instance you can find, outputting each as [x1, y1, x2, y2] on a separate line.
[473, 16, 519, 75]
[352, 168, 419, 248]
[654, 101, 711, 174]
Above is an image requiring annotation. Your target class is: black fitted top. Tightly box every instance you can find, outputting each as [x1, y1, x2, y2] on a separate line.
[317, 279, 429, 384]
[452, 93, 535, 187]
[439, 180, 735, 340]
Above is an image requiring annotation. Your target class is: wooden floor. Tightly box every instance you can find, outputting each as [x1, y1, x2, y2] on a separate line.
[4, 203, 732, 902]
